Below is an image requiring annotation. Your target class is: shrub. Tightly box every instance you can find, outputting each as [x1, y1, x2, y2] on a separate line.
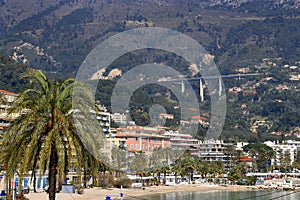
[113, 177, 132, 188]
[98, 174, 115, 188]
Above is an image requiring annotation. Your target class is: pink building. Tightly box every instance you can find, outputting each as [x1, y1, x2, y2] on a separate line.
[116, 126, 170, 155]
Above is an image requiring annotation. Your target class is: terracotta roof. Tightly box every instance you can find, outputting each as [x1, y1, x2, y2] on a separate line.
[191, 116, 208, 121]
[239, 156, 253, 162]
[0, 90, 18, 96]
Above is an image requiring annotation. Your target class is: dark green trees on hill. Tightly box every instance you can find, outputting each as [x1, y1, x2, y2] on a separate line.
[0, 54, 29, 93]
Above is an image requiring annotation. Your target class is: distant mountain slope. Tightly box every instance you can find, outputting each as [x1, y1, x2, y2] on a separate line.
[0, 1, 299, 143]
[208, 0, 300, 9]
[0, 0, 299, 77]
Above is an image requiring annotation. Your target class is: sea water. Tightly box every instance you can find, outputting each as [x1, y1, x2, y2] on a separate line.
[127, 190, 300, 200]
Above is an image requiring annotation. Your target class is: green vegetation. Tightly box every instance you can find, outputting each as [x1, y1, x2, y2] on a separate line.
[0, 54, 29, 93]
[0, 71, 100, 200]
[216, 17, 300, 69]
[1, 0, 300, 77]
[243, 143, 275, 173]
[0, 1, 299, 143]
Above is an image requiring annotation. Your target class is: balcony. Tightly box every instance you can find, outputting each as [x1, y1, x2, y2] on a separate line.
[0, 122, 11, 127]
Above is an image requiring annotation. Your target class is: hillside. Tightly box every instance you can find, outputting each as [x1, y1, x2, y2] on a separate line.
[0, 54, 29, 92]
[0, 0, 299, 142]
[0, 0, 299, 77]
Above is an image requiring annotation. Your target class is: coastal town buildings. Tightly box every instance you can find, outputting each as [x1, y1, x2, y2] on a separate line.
[159, 113, 174, 120]
[95, 104, 111, 134]
[190, 116, 209, 127]
[198, 139, 231, 162]
[163, 130, 199, 156]
[239, 156, 254, 172]
[264, 141, 298, 167]
[111, 112, 128, 126]
[0, 90, 18, 144]
[198, 139, 233, 171]
[116, 126, 170, 155]
[236, 142, 249, 151]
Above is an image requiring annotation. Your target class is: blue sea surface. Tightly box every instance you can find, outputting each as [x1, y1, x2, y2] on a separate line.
[127, 190, 300, 200]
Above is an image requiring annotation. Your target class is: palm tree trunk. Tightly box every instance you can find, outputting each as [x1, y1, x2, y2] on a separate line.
[163, 171, 166, 185]
[83, 170, 87, 188]
[157, 172, 161, 185]
[190, 168, 194, 183]
[48, 145, 58, 200]
[33, 171, 37, 192]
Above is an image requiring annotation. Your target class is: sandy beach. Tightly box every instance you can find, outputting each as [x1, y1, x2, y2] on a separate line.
[24, 184, 255, 200]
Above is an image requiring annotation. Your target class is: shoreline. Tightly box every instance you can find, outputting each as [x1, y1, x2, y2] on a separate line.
[24, 184, 256, 200]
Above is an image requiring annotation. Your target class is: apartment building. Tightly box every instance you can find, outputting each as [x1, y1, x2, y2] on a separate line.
[0, 90, 18, 144]
[95, 104, 111, 134]
[163, 130, 199, 156]
[264, 141, 298, 167]
[116, 126, 170, 156]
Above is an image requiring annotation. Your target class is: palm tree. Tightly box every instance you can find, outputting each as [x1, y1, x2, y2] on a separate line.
[160, 161, 170, 185]
[0, 91, 7, 143]
[224, 145, 237, 172]
[175, 150, 195, 183]
[130, 153, 148, 178]
[248, 148, 257, 172]
[111, 147, 126, 177]
[228, 162, 247, 185]
[185, 157, 196, 184]
[196, 160, 209, 180]
[162, 147, 175, 164]
[151, 147, 175, 184]
[280, 150, 291, 175]
[171, 163, 182, 184]
[265, 149, 275, 172]
[0, 71, 100, 200]
[0, 92, 6, 104]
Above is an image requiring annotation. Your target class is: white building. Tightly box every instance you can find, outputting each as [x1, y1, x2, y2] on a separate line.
[198, 139, 233, 171]
[163, 131, 199, 156]
[95, 104, 111, 134]
[264, 141, 298, 167]
[198, 139, 231, 161]
[236, 142, 249, 151]
[111, 112, 127, 126]
[286, 140, 300, 150]
[0, 90, 19, 144]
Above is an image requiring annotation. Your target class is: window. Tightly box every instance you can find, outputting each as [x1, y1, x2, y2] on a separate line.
[130, 144, 133, 150]
[136, 144, 139, 150]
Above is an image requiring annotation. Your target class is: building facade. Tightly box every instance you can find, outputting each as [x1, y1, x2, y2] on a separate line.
[111, 112, 127, 126]
[264, 141, 298, 167]
[198, 139, 233, 171]
[163, 130, 199, 156]
[0, 90, 18, 144]
[95, 104, 111, 134]
[116, 126, 170, 156]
